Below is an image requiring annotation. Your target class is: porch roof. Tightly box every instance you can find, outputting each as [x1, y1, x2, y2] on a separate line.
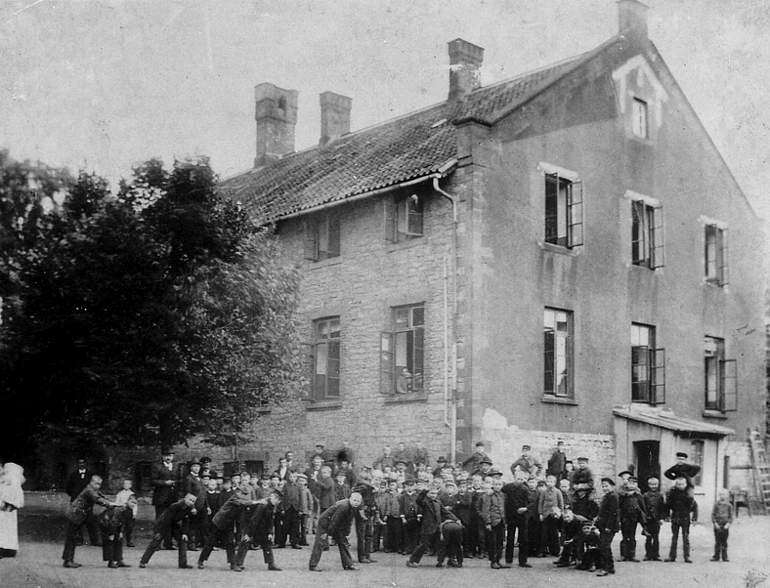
[613, 406, 735, 437]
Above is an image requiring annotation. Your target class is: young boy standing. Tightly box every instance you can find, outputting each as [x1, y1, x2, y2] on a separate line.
[665, 476, 697, 563]
[618, 476, 647, 562]
[114, 479, 137, 547]
[710, 489, 732, 562]
[481, 478, 508, 569]
[642, 476, 665, 561]
[595, 477, 619, 577]
[537, 474, 564, 557]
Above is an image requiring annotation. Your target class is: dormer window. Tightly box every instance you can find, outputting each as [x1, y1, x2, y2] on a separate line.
[632, 97, 648, 138]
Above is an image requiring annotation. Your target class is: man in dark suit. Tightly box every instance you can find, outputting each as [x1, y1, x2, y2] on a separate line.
[182, 459, 207, 550]
[595, 477, 620, 576]
[151, 449, 178, 549]
[234, 490, 283, 571]
[64, 458, 100, 546]
[308, 492, 362, 571]
[139, 493, 196, 569]
[62, 475, 117, 568]
[502, 469, 532, 568]
[406, 486, 447, 567]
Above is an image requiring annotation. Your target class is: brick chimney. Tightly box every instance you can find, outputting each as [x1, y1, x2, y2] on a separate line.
[254, 82, 298, 167]
[618, 0, 648, 44]
[448, 38, 484, 101]
[319, 91, 352, 146]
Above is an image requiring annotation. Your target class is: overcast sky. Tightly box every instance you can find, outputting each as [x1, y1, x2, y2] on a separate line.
[1, 0, 769, 220]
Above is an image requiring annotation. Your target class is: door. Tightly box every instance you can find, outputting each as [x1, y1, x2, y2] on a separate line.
[634, 440, 660, 492]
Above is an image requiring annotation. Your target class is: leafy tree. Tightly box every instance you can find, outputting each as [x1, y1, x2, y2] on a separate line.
[1, 156, 301, 452]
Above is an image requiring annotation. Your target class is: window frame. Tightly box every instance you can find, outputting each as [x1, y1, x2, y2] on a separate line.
[380, 303, 425, 396]
[304, 213, 341, 261]
[631, 323, 665, 405]
[385, 192, 424, 243]
[704, 335, 737, 412]
[632, 97, 649, 139]
[704, 223, 729, 286]
[631, 198, 664, 269]
[542, 169, 584, 249]
[311, 316, 341, 401]
[543, 307, 574, 399]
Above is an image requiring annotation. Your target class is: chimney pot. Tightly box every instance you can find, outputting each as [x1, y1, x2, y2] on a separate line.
[319, 91, 352, 146]
[447, 38, 484, 101]
[618, 0, 649, 44]
[254, 82, 298, 167]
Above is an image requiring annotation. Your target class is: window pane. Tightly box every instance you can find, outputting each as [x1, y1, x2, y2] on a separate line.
[705, 356, 718, 407]
[315, 342, 328, 375]
[544, 328, 555, 395]
[412, 306, 424, 327]
[557, 180, 568, 245]
[555, 331, 568, 396]
[544, 308, 555, 329]
[329, 318, 340, 339]
[632, 98, 648, 138]
[394, 308, 409, 327]
[545, 175, 558, 244]
[395, 331, 408, 368]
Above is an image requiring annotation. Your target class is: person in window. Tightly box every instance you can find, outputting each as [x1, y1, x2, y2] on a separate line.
[396, 368, 412, 394]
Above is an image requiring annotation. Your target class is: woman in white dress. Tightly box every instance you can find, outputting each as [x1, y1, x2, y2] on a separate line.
[0, 462, 25, 557]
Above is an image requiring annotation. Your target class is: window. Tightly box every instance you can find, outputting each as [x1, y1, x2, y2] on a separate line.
[632, 97, 648, 138]
[311, 317, 340, 400]
[704, 224, 728, 285]
[689, 440, 704, 486]
[544, 172, 583, 248]
[704, 336, 737, 412]
[304, 213, 340, 261]
[380, 304, 424, 395]
[385, 193, 423, 243]
[631, 199, 663, 269]
[631, 323, 665, 404]
[543, 308, 573, 398]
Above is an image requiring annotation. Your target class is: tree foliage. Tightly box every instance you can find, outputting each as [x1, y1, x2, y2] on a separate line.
[1, 154, 301, 451]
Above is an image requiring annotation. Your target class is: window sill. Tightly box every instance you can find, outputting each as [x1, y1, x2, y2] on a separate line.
[541, 395, 578, 406]
[386, 238, 424, 253]
[539, 241, 579, 256]
[383, 393, 428, 404]
[702, 410, 728, 420]
[309, 257, 342, 270]
[304, 399, 343, 411]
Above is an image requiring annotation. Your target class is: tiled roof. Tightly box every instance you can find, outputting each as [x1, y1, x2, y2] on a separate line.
[613, 406, 735, 436]
[220, 37, 620, 223]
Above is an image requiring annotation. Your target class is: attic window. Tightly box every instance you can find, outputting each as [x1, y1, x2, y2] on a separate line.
[632, 98, 648, 138]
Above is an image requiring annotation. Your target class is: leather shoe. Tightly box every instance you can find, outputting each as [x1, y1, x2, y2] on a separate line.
[309, 567, 323, 572]
[139, 563, 147, 568]
[499, 564, 511, 568]
[684, 559, 693, 563]
[491, 562, 502, 569]
[519, 563, 533, 568]
[291, 545, 302, 549]
[344, 565, 359, 571]
[268, 564, 282, 571]
[406, 561, 419, 568]
[230, 565, 243, 572]
[117, 562, 131, 567]
[63, 561, 82, 568]
[197, 562, 205, 569]
[596, 570, 615, 576]
[108, 562, 119, 569]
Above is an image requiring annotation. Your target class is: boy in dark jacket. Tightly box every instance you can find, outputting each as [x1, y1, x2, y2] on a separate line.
[665, 476, 697, 563]
[139, 493, 197, 569]
[406, 487, 445, 567]
[710, 489, 732, 562]
[595, 477, 619, 576]
[618, 476, 647, 562]
[98, 503, 133, 568]
[234, 490, 282, 571]
[399, 479, 420, 554]
[642, 476, 666, 561]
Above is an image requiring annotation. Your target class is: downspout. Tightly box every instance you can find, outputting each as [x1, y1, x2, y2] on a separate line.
[433, 170, 458, 465]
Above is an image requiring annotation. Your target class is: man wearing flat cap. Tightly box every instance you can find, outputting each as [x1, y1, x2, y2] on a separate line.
[461, 441, 491, 474]
[572, 457, 594, 490]
[664, 452, 700, 490]
[510, 445, 542, 477]
[595, 477, 619, 576]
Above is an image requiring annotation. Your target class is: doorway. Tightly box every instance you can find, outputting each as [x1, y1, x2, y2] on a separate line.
[634, 440, 660, 492]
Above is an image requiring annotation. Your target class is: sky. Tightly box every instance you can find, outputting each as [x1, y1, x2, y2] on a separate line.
[1, 0, 769, 219]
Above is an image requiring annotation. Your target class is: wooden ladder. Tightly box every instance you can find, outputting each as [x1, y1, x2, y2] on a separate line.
[749, 429, 770, 514]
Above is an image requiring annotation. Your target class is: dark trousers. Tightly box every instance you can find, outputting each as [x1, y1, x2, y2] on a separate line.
[62, 520, 87, 562]
[154, 505, 174, 548]
[188, 510, 206, 548]
[299, 513, 310, 546]
[402, 518, 420, 553]
[669, 519, 690, 560]
[235, 534, 275, 568]
[384, 516, 402, 552]
[580, 546, 601, 569]
[437, 525, 464, 566]
[355, 515, 373, 561]
[273, 510, 284, 545]
[469, 513, 485, 556]
[713, 526, 729, 560]
[372, 519, 383, 551]
[505, 516, 528, 564]
[198, 525, 235, 566]
[528, 516, 541, 556]
[620, 519, 639, 559]
[123, 511, 134, 545]
[644, 520, 660, 559]
[598, 530, 615, 573]
[276, 507, 300, 547]
[309, 531, 354, 569]
[540, 516, 560, 555]
[100, 528, 124, 563]
[486, 522, 505, 563]
[139, 529, 188, 567]
[408, 531, 439, 564]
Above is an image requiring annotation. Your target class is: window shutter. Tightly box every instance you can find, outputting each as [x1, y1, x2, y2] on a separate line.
[380, 331, 395, 395]
[719, 228, 729, 286]
[651, 206, 665, 269]
[651, 347, 666, 405]
[303, 218, 318, 261]
[326, 214, 341, 257]
[300, 342, 315, 400]
[631, 200, 643, 265]
[567, 180, 584, 248]
[720, 358, 737, 411]
[565, 331, 574, 398]
[384, 198, 396, 242]
[544, 173, 559, 244]
[407, 195, 424, 236]
[413, 326, 424, 392]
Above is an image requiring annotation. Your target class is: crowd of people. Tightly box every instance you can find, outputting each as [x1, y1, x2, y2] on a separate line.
[5, 441, 734, 575]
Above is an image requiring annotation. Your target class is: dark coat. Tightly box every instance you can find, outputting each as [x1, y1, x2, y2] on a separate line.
[211, 491, 253, 530]
[501, 481, 530, 521]
[65, 469, 93, 501]
[571, 491, 599, 522]
[416, 490, 443, 536]
[154, 499, 193, 534]
[547, 450, 567, 478]
[596, 490, 620, 533]
[66, 485, 111, 524]
[572, 467, 594, 487]
[183, 474, 206, 510]
[243, 502, 275, 538]
[151, 461, 177, 507]
[619, 490, 647, 523]
[314, 477, 336, 510]
[666, 487, 697, 523]
[642, 490, 666, 522]
[317, 499, 356, 537]
[399, 491, 419, 521]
